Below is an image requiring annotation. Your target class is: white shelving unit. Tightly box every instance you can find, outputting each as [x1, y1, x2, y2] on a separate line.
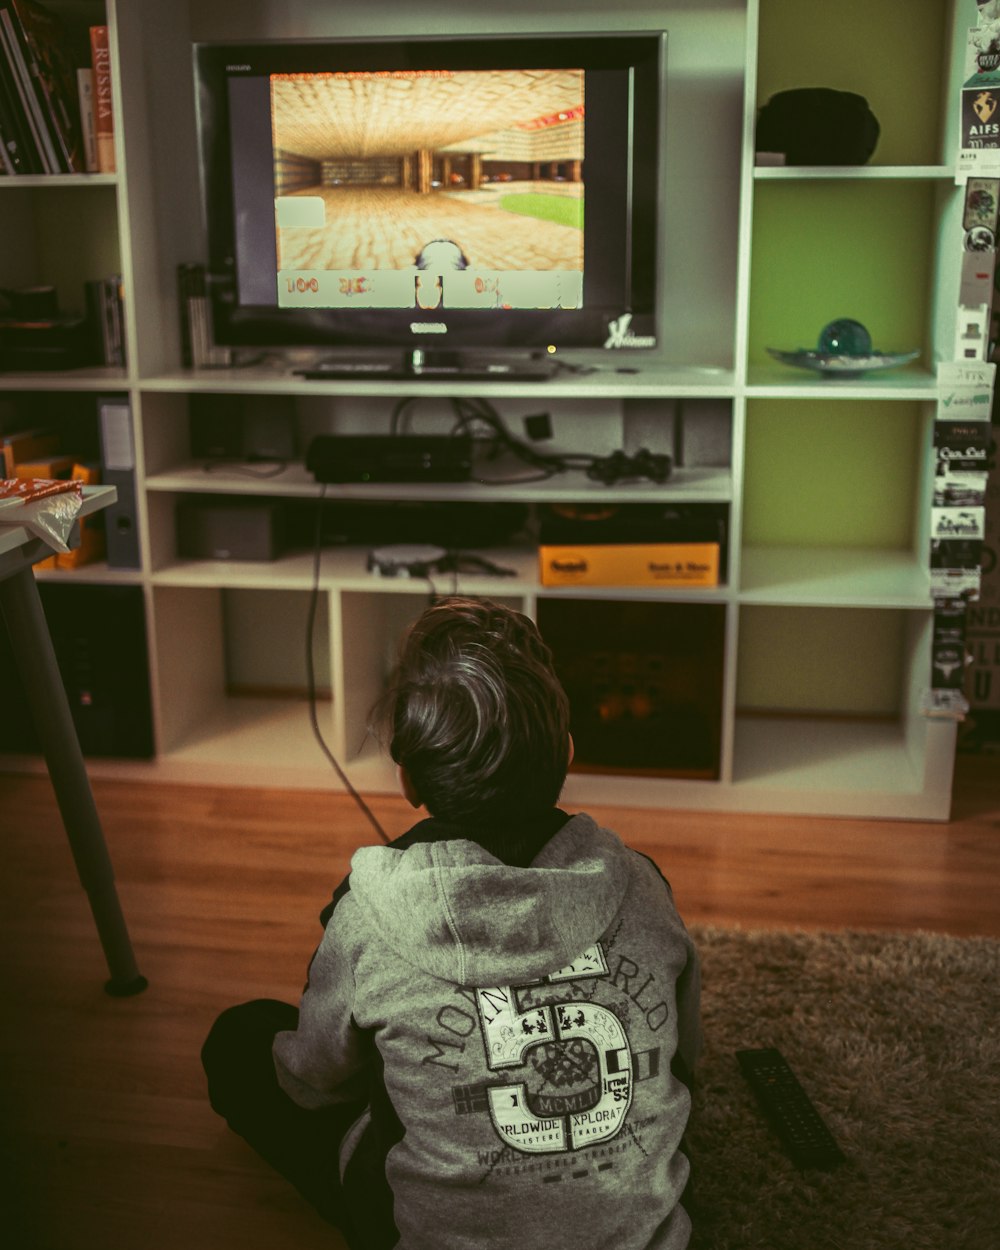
[1, 0, 976, 818]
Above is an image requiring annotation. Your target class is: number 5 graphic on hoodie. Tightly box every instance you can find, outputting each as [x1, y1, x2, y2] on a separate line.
[475, 942, 634, 1154]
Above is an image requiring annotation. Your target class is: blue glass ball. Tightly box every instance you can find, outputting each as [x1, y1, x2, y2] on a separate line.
[818, 318, 872, 356]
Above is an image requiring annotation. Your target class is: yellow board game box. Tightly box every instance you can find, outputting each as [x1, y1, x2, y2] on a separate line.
[539, 542, 720, 587]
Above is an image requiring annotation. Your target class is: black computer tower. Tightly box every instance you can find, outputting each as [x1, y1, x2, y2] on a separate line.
[0, 583, 154, 758]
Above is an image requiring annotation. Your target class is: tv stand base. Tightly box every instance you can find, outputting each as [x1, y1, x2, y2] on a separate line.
[294, 349, 556, 383]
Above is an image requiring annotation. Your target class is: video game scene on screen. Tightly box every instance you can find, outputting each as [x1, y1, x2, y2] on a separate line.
[270, 68, 585, 313]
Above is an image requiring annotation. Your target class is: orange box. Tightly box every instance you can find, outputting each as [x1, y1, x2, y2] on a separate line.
[56, 463, 106, 569]
[539, 542, 720, 588]
[14, 455, 77, 480]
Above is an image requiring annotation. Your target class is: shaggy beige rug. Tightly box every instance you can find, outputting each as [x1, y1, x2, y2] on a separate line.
[684, 927, 1000, 1250]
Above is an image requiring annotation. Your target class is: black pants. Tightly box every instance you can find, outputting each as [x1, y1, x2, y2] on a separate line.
[201, 999, 378, 1246]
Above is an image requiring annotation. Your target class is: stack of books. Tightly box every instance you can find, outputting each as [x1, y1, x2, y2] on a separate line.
[84, 274, 125, 367]
[0, 2, 113, 175]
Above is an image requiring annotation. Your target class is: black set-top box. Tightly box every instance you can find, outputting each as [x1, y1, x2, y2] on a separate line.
[306, 434, 473, 484]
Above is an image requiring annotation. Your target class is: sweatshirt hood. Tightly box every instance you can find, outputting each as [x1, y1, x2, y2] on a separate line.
[348, 813, 630, 986]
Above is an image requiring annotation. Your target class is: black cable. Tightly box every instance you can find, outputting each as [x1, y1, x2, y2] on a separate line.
[451, 396, 606, 480]
[307, 484, 390, 844]
[384, 394, 613, 483]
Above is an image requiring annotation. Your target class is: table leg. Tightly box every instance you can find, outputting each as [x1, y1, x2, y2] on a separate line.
[0, 566, 148, 995]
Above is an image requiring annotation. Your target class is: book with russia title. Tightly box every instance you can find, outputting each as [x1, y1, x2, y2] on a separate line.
[88, 22, 112, 172]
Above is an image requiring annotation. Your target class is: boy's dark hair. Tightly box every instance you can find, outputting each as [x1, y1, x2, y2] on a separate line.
[373, 597, 571, 824]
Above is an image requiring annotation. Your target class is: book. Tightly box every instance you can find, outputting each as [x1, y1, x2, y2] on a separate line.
[0, 34, 41, 172]
[84, 274, 125, 366]
[106, 274, 124, 365]
[0, 75, 19, 171]
[88, 23, 112, 173]
[177, 262, 231, 368]
[0, 3, 58, 171]
[0, 6, 41, 171]
[8, 0, 86, 173]
[76, 63, 95, 171]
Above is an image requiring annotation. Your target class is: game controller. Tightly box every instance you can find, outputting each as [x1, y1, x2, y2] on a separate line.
[586, 448, 672, 485]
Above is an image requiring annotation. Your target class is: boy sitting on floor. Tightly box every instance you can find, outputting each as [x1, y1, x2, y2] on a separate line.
[203, 596, 701, 1249]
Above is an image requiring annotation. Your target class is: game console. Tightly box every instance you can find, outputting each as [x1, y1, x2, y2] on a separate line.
[306, 434, 473, 483]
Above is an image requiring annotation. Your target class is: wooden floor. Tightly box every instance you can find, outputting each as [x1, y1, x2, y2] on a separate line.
[0, 754, 998, 1249]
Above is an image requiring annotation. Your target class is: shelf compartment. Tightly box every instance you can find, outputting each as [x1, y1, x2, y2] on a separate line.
[148, 538, 730, 601]
[747, 180, 939, 371]
[736, 605, 920, 720]
[144, 480, 734, 597]
[729, 714, 947, 816]
[731, 600, 953, 815]
[0, 183, 120, 326]
[538, 598, 726, 780]
[742, 398, 928, 555]
[149, 694, 366, 791]
[142, 389, 733, 503]
[733, 714, 921, 790]
[150, 583, 338, 773]
[729, 710, 956, 820]
[756, 0, 953, 168]
[739, 546, 930, 608]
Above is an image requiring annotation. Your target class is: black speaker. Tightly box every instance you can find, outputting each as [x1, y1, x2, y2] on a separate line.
[0, 583, 154, 758]
[756, 88, 880, 165]
[189, 394, 297, 461]
[176, 497, 286, 561]
[189, 393, 243, 459]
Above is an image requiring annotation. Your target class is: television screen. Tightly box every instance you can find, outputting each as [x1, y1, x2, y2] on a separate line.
[194, 33, 665, 368]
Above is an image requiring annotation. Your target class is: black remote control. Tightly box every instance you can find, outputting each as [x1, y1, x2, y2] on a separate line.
[736, 1048, 846, 1170]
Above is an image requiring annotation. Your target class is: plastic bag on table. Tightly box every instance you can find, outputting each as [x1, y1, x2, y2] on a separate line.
[0, 478, 84, 553]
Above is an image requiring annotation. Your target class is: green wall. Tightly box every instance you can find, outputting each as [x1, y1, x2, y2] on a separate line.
[743, 399, 923, 549]
[747, 181, 938, 369]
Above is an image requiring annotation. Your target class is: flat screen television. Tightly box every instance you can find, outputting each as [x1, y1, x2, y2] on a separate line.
[194, 32, 665, 377]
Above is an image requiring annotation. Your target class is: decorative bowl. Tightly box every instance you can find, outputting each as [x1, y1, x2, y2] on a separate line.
[766, 347, 921, 379]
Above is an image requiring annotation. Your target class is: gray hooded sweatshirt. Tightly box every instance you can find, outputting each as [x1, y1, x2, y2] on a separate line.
[273, 812, 701, 1250]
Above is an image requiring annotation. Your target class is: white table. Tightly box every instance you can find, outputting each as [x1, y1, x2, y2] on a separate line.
[0, 486, 147, 995]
